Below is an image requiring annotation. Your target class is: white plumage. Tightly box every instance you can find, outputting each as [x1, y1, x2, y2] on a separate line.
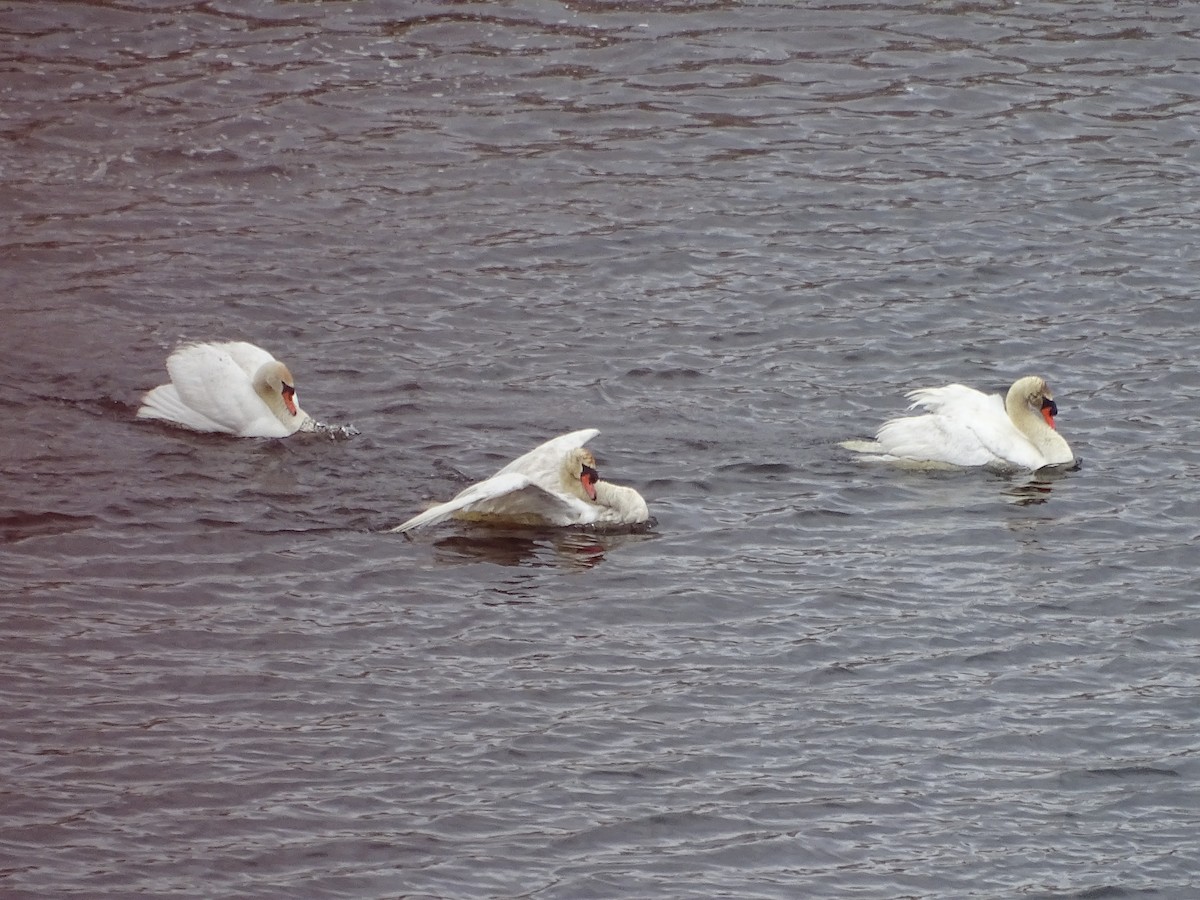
[137, 341, 313, 438]
[391, 428, 650, 533]
[846, 375, 1075, 471]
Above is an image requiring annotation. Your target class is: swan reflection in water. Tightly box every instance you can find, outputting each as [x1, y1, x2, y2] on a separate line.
[1002, 460, 1081, 506]
[429, 523, 658, 571]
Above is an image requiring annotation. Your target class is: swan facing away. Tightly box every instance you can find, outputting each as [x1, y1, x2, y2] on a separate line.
[844, 375, 1076, 471]
[391, 428, 651, 534]
[138, 341, 316, 438]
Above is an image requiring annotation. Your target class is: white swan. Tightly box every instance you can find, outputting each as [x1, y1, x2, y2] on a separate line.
[137, 341, 315, 438]
[391, 428, 650, 533]
[845, 375, 1075, 470]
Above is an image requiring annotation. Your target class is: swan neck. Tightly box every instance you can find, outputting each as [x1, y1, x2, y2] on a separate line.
[1006, 389, 1073, 464]
[1006, 395, 1046, 438]
[254, 362, 298, 424]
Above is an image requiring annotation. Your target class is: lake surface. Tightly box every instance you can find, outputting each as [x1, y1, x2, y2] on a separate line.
[3, 1, 1200, 897]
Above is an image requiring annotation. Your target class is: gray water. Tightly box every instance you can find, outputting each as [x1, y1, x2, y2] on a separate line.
[3, 1, 1200, 897]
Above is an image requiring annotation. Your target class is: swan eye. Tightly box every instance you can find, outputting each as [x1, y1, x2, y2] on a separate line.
[1040, 397, 1057, 416]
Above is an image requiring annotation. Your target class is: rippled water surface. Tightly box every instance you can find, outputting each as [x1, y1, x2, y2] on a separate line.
[4, 1, 1200, 897]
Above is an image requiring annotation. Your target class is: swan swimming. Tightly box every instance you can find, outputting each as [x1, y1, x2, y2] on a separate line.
[391, 428, 650, 533]
[137, 341, 315, 438]
[844, 375, 1075, 471]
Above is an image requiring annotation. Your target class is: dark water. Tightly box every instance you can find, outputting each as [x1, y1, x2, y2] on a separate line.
[4, 1, 1200, 896]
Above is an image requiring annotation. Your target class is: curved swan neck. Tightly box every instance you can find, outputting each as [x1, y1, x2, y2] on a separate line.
[1005, 376, 1074, 465]
[1006, 394, 1048, 439]
[253, 361, 300, 424]
[1004, 377, 1048, 434]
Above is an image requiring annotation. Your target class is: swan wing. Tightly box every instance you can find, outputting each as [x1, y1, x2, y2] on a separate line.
[218, 341, 278, 378]
[876, 384, 1043, 468]
[390, 472, 587, 534]
[162, 343, 278, 436]
[903, 383, 994, 414]
[137, 383, 233, 433]
[494, 428, 600, 480]
[875, 413, 1000, 467]
[912, 385, 1047, 468]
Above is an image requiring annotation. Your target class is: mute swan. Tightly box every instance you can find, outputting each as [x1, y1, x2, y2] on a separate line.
[845, 375, 1075, 470]
[137, 341, 315, 438]
[391, 428, 650, 533]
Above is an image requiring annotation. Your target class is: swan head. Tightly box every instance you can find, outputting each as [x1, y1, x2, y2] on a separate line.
[566, 447, 600, 502]
[254, 360, 301, 420]
[566, 446, 651, 524]
[1007, 375, 1058, 429]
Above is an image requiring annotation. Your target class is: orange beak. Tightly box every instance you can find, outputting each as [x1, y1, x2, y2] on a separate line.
[1040, 397, 1057, 430]
[282, 384, 298, 416]
[581, 466, 599, 502]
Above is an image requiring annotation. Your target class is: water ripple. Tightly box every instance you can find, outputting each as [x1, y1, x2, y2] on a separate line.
[4, 0, 1200, 897]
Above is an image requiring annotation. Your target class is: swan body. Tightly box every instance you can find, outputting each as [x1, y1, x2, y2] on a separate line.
[391, 428, 650, 533]
[847, 375, 1075, 471]
[137, 341, 314, 438]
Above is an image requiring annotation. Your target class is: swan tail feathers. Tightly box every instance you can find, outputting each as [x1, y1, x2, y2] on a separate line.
[137, 385, 230, 433]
